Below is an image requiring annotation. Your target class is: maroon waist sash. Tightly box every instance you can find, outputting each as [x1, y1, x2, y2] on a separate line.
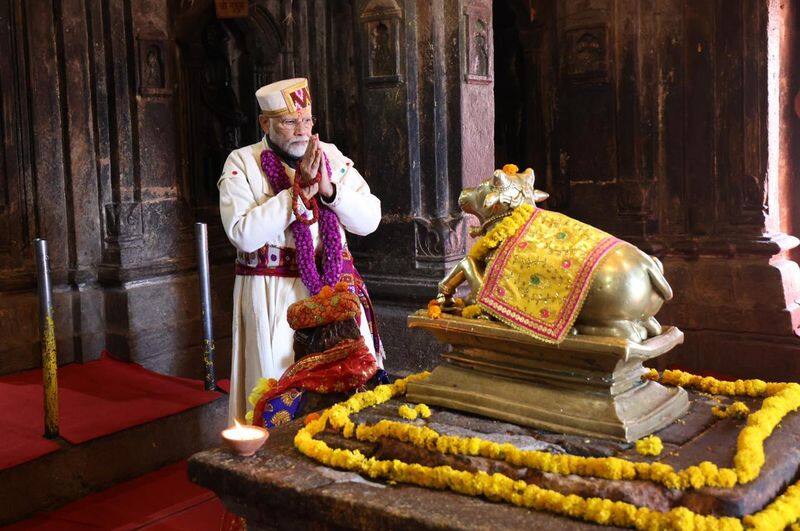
[234, 246, 384, 356]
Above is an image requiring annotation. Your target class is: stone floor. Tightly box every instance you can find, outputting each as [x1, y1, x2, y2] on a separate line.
[189, 388, 800, 530]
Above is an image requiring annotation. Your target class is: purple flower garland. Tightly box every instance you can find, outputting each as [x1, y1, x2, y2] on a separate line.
[261, 149, 343, 295]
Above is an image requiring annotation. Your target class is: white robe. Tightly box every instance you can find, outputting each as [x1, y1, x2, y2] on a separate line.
[218, 137, 382, 423]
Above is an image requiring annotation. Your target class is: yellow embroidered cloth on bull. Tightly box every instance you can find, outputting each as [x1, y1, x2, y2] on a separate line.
[477, 208, 621, 343]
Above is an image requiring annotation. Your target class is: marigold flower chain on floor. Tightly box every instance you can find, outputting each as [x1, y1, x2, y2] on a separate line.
[398, 404, 418, 420]
[646, 369, 800, 483]
[635, 435, 663, 457]
[712, 401, 751, 419]
[644, 369, 792, 397]
[295, 372, 800, 530]
[414, 403, 432, 418]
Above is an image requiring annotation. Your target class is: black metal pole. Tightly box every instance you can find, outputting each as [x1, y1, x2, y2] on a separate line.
[34, 239, 59, 438]
[195, 223, 217, 391]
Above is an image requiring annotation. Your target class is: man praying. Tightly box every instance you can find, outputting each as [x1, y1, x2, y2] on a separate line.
[218, 78, 384, 423]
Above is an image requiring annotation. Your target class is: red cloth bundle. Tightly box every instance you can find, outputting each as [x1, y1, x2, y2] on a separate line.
[251, 338, 377, 425]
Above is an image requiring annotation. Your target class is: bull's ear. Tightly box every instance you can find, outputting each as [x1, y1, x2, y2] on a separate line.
[492, 171, 510, 189]
[483, 191, 499, 209]
[522, 168, 536, 187]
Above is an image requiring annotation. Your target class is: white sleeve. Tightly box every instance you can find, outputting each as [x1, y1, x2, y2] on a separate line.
[321, 165, 381, 236]
[218, 152, 296, 253]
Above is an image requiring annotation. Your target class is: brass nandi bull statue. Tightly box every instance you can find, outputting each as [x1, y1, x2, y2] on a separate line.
[437, 166, 673, 343]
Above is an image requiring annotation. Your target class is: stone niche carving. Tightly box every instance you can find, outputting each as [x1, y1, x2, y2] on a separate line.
[463, 1, 492, 84]
[564, 25, 608, 82]
[413, 216, 466, 270]
[137, 26, 173, 96]
[104, 202, 143, 246]
[360, 0, 403, 85]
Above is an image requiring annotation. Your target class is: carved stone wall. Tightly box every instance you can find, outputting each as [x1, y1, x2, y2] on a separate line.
[496, 0, 800, 380]
[0, 0, 337, 378]
[21, 0, 799, 381]
[1, 0, 491, 378]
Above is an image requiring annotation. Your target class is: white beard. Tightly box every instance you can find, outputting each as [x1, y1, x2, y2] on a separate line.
[283, 140, 308, 157]
[268, 128, 309, 158]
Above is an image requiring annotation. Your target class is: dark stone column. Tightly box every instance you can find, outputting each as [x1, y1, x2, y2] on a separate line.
[507, 0, 800, 381]
[338, 0, 494, 373]
[0, 0, 78, 375]
[91, 0, 201, 374]
[349, 0, 495, 295]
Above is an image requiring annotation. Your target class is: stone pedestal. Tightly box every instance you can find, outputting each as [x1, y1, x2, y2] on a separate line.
[189, 389, 800, 528]
[406, 313, 688, 442]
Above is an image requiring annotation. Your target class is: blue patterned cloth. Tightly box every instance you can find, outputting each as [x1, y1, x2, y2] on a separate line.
[261, 388, 304, 428]
[260, 370, 391, 428]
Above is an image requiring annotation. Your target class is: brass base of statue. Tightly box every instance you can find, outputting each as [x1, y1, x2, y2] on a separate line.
[406, 312, 689, 442]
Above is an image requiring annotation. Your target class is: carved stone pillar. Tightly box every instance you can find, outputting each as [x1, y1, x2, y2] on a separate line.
[526, 0, 800, 381]
[350, 0, 494, 305]
[94, 1, 201, 374]
[335, 0, 494, 373]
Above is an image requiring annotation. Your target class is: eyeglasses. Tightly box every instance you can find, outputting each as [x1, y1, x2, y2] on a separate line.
[276, 116, 316, 129]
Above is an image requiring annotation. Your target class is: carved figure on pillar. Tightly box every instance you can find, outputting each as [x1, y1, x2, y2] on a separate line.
[371, 22, 394, 76]
[218, 78, 385, 425]
[144, 46, 164, 88]
[473, 21, 489, 77]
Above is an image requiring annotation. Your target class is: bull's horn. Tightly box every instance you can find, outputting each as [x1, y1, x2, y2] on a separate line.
[533, 190, 550, 203]
[492, 171, 510, 188]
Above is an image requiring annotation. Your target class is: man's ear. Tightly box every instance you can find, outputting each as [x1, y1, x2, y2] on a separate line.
[258, 114, 270, 135]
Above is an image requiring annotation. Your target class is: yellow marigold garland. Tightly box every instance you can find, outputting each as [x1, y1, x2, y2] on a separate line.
[743, 481, 800, 530]
[294, 371, 800, 530]
[426, 299, 442, 319]
[635, 435, 663, 457]
[468, 204, 534, 262]
[342, 413, 737, 490]
[398, 404, 418, 420]
[644, 369, 791, 397]
[302, 368, 800, 492]
[713, 401, 751, 420]
[461, 304, 484, 319]
[249, 377, 277, 407]
[414, 403, 432, 418]
[399, 403, 432, 420]
[646, 369, 800, 483]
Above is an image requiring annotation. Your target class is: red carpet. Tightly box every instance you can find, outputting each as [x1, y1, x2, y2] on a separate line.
[2, 461, 225, 530]
[0, 371, 63, 470]
[0, 355, 220, 469]
[0, 420, 59, 470]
